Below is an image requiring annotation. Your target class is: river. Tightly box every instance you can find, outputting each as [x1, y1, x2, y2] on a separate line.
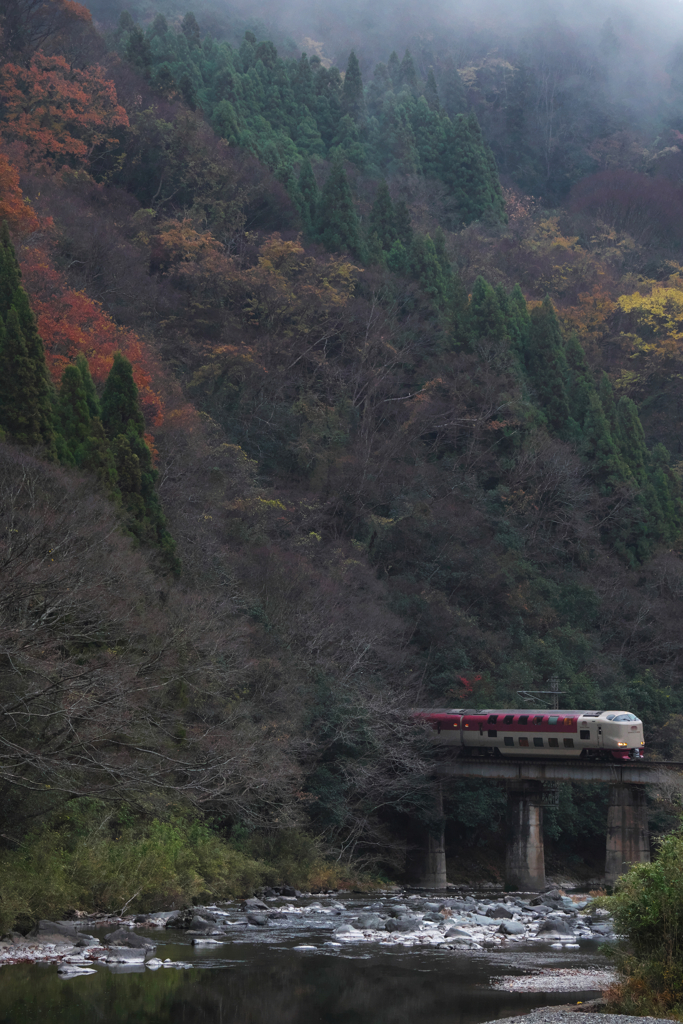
[0, 891, 614, 1024]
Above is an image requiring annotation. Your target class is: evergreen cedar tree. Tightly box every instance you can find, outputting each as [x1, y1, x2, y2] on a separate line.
[315, 152, 365, 262]
[438, 273, 683, 564]
[111, 17, 505, 237]
[0, 222, 54, 453]
[0, 223, 178, 572]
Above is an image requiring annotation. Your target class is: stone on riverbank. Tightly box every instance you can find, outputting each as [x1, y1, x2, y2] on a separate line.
[28, 921, 85, 944]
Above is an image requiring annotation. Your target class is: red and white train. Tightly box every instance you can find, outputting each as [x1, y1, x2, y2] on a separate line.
[414, 708, 644, 760]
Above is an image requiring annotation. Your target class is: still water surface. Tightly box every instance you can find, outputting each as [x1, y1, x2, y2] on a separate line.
[0, 895, 610, 1024]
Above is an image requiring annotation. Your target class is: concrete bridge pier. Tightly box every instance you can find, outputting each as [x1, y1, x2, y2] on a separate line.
[406, 783, 447, 888]
[505, 781, 546, 891]
[605, 783, 650, 886]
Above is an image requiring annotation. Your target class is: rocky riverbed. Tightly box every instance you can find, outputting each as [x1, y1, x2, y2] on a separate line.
[0, 886, 614, 978]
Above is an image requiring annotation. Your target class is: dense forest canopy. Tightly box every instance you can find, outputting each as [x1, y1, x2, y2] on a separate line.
[3, 0, 683, 897]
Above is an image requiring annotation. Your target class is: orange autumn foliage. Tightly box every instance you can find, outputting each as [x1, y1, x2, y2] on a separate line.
[19, 243, 164, 425]
[151, 218, 232, 301]
[0, 150, 40, 233]
[0, 52, 128, 170]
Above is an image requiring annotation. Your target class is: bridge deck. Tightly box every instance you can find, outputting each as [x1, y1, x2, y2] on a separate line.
[435, 758, 683, 784]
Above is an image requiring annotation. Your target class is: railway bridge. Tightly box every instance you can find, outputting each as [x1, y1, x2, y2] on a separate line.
[408, 758, 683, 891]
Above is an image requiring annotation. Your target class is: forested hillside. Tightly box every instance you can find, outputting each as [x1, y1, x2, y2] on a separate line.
[3, 0, 683, 910]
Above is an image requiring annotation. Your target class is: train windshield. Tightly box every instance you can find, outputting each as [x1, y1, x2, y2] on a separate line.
[611, 713, 639, 722]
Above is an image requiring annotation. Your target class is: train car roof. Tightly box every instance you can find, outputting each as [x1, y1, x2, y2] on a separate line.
[412, 708, 608, 715]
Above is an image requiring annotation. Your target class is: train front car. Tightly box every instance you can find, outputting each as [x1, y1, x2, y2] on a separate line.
[414, 708, 645, 759]
[583, 711, 644, 760]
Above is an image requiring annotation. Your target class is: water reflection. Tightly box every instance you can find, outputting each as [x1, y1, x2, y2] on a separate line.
[0, 945, 605, 1024]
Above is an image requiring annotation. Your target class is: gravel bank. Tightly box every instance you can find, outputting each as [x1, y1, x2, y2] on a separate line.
[492, 969, 618, 992]
[481, 1013, 678, 1024]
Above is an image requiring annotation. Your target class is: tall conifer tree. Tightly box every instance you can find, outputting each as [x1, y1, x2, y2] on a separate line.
[616, 396, 649, 486]
[505, 284, 531, 364]
[76, 354, 100, 418]
[399, 50, 418, 92]
[598, 373, 618, 435]
[0, 223, 54, 454]
[581, 391, 629, 492]
[424, 69, 440, 110]
[439, 58, 467, 118]
[341, 51, 364, 120]
[525, 296, 571, 435]
[315, 153, 365, 261]
[409, 234, 446, 306]
[387, 51, 401, 88]
[565, 332, 594, 429]
[470, 277, 506, 340]
[298, 157, 318, 235]
[101, 352, 146, 439]
[102, 352, 178, 571]
[394, 200, 413, 247]
[368, 180, 397, 251]
[57, 364, 93, 465]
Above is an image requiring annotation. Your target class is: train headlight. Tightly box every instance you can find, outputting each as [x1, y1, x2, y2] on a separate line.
[617, 741, 628, 747]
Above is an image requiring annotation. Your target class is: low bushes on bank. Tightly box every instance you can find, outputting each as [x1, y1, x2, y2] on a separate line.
[0, 800, 364, 934]
[600, 825, 683, 1020]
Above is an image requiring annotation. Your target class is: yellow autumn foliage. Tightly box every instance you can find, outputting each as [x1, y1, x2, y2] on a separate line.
[617, 287, 683, 341]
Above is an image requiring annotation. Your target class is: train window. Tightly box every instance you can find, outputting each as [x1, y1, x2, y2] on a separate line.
[504, 737, 514, 746]
[614, 714, 637, 722]
[488, 730, 497, 738]
[534, 716, 544, 724]
[519, 737, 529, 747]
[548, 716, 558, 725]
[580, 729, 590, 740]
[564, 738, 574, 748]
[564, 717, 574, 725]
[606, 714, 616, 720]
[488, 715, 498, 723]
[533, 737, 544, 747]
[504, 715, 514, 724]
[519, 716, 529, 725]
[548, 738, 559, 748]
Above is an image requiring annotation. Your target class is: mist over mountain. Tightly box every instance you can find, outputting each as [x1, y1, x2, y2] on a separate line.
[87, 0, 683, 177]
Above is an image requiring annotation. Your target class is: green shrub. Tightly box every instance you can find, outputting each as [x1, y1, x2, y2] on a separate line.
[600, 825, 683, 1019]
[0, 811, 271, 934]
[0, 802, 377, 934]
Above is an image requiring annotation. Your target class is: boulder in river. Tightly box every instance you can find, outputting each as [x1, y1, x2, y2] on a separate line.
[385, 917, 421, 933]
[544, 888, 565, 901]
[354, 915, 386, 930]
[538, 915, 574, 935]
[591, 922, 614, 935]
[334, 923, 359, 935]
[387, 905, 410, 918]
[105, 927, 157, 950]
[165, 909, 194, 930]
[242, 898, 268, 912]
[486, 905, 514, 919]
[246, 913, 268, 927]
[499, 920, 525, 935]
[187, 916, 221, 933]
